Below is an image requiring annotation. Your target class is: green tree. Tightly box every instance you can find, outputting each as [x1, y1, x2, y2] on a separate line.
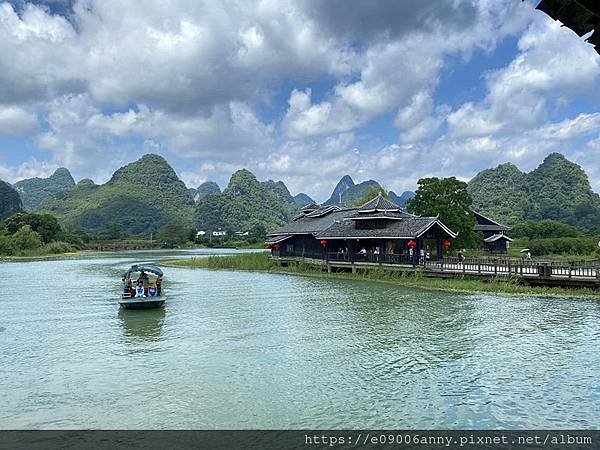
[3, 212, 63, 244]
[12, 225, 43, 251]
[157, 223, 188, 247]
[352, 185, 389, 206]
[407, 177, 481, 248]
[511, 220, 581, 240]
[249, 223, 267, 240]
[0, 233, 16, 255]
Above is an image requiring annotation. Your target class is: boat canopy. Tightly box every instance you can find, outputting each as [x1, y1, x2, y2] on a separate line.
[122, 264, 163, 278]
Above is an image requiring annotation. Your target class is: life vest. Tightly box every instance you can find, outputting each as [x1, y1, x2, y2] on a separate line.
[135, 286, 145, 297]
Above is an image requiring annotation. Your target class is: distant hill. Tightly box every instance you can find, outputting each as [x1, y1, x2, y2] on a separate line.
[14, 168, 75, 210]
[469, 153, 600, 232]
[196, 169, 298, 233]
[293, 192, 315, 207]
[0, 179, 22, 221]
[190, 181, 221, 203]
[324, 175, 382, 205]
[389, 190, 415, 209]
[38, 154, 196, 236]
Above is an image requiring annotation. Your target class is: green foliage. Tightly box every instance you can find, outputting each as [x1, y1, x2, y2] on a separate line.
[468, 163, 528, 225]
[469, 153, 600, 233]
[407, 177, 481, 248]
[156, 223, 189, 247]
[41, 241, 77, 254]
[196, 169, 298, 234]
[352, 185, 389, 206]
[293, 192, 315, 208]
[526, 237, 599, 256]
[13, 168, 75, 210]
[38, 154, 196, 237]
[511, 220, 581, 240]
[12, 225, 43, 251]
[192, 181, 221, 201]
[3, 212, 63, 244]
[0, 234, 16, 255]
[249, 223, 267, 239]
[0, 179, 22, 221]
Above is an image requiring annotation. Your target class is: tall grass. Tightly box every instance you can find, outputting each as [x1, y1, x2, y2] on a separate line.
[165, 252, 600, 298]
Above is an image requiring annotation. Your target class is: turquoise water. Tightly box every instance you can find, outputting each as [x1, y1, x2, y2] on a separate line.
[1, 249, 599, 429]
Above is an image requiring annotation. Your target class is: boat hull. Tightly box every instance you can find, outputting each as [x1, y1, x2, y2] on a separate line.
[119, 298, 165, 309]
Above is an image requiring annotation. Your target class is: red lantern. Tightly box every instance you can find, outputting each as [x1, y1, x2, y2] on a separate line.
[443, 240, 452, 250]
[273, 243, 280, 251]
[320, 239, 328, 247]
[407, 240, 417, 249]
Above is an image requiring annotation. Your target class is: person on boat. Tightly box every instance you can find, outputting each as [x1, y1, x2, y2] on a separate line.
[137, 271, 149, 287]
[148, 285, 158, 297]
[156, 275, 163, 295]
[135, 281, 146, 298]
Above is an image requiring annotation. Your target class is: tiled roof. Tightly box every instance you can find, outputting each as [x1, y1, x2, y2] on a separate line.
[358, 194, 400, 212]
[474, 224, 510, 232]
[346, 210, 417, 220]
[301, 202, 320, 212]
[269, 208, 356, 236]
[316, 216, 457, 239]
[472, 210, 510, 229]
[484, 233, 513, 243]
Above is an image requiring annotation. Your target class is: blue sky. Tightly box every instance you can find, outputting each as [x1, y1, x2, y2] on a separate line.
[0, 0, 599, 202]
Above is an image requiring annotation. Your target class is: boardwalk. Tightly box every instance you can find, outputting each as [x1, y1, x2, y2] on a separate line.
[272, 252, 600, 289]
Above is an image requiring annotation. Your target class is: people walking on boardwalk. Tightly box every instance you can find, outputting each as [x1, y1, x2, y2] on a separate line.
[419, 248, 425, 265]
[458, 249, 465, 264]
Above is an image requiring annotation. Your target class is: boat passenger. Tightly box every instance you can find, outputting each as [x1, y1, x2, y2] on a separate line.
[156, 275, 163, 294]
[135, 281, 146, 298]
[138, 271, 150, 289]
[148, 286, 158, 297]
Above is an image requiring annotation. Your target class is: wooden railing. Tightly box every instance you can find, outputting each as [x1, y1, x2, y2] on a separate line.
[272, 251, 600, 281]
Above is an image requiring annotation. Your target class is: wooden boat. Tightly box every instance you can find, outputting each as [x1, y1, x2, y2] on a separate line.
[119, 264, 165, 309]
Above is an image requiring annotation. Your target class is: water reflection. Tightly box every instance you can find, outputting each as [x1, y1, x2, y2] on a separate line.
[118, 308, 165, 341]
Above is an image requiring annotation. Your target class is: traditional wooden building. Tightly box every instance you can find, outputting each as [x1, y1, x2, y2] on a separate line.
[267, 195, 457, 263]
[473, 211, 512, 253]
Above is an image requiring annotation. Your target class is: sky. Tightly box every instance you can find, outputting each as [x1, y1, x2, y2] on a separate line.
[0, 0, 599, 203]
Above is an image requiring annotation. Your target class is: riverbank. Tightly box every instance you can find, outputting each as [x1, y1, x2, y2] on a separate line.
[164, 252, 600, 298]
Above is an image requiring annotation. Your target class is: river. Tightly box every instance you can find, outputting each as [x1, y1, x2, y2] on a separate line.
[1, 249, 599, 429]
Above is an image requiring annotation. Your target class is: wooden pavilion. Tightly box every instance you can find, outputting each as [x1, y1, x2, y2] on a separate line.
[267, 195, 457, 263]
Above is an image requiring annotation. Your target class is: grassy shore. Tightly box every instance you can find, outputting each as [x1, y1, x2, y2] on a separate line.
[164, 252, 600, 298]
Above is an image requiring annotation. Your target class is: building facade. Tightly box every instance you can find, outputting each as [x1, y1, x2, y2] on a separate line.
[473, 211, 512, 253]
[267, 195, 457, 264]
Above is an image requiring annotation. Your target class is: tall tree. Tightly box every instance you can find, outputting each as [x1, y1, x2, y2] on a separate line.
[407, 177, 481, 248]
[3, 212, 63, 244]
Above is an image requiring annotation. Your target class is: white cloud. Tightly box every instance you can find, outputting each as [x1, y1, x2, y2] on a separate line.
[447, 14, 600, 139]
[1, 0, 599, 198]
[0, 105, 37, 134]
[0, 158, 59, 183]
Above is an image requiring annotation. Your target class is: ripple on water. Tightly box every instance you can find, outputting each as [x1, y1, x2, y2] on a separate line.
[1, 252, 600, 429]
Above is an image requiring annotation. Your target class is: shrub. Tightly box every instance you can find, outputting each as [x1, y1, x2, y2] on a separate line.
[3, 212, 63, 244]
[0, 234, 15, 255]
[12, 225, 43, 251]
[41, 241, 76, 255]
[527, 237, 598, 256]
[511, 220, 581, 240]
